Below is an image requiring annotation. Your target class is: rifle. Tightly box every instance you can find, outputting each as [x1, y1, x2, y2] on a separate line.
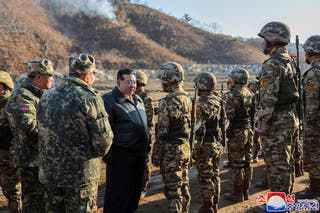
[295, 35, 305, 142]
[219, 82, 227, 147]
[189, 86, 198, 166]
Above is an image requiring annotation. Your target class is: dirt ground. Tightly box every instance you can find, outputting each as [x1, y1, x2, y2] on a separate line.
[0, 76, 314, 212]
[0, 157, 312, 213]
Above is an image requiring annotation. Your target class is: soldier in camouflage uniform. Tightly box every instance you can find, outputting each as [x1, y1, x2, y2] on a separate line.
[135, 70, 154, 195]
[299, 35, 320, 197]
[37, 54, 114, 212]
[193, 72, 223, 213]
[223, 67, 254, 203]
[152, 62, 192, 213]
[256, 22, 299, 195]
[247, 79, 261, 163]
[5, 59, 55, 213]
[0, 71, 22, 213]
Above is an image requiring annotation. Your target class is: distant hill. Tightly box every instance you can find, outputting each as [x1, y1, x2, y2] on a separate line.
[0, 0, 267, 74]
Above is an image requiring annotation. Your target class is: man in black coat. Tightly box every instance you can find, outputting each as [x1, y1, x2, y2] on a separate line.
[102, 68, 150, 213]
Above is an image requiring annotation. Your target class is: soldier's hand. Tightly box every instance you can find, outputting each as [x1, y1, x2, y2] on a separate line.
[256, 128, 269, 136]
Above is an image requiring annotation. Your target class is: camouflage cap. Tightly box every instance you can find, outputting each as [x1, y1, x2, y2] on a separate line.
[134, 70, 148, 86]
[157, 62, 184, 84]
[194, 72, 216, 91]
[27, 59, 55, 75]
[0, 70, 14, 91]
[69, 54, 96, 75]
[229, 67, 249, 84]
[303, 35, 320, 54]
[258, 21, 291, 44]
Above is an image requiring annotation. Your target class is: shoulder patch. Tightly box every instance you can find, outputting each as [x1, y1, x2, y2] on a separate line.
[20, 106, 29, 111]
[306, 83, 314, 93]
[261, 79, 269, 89]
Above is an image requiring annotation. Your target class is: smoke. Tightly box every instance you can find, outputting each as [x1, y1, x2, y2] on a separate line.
[40, 0, 116, 20]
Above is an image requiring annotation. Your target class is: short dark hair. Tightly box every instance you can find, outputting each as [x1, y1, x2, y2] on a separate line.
[117, 68, 134, 81]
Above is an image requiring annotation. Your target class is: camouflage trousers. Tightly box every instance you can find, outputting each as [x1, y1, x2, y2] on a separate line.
[304, 132, 320, 179]
[44, 181, 98, 213]
[252, 131, 261, 159]
[142, 152, 152, 192]
[227, 128, 253, 190]
[293, 130, 304, 176]
[194, 141, 222, 202]
[20, 167, 45, 213]
[261, 115, 298, 194]
[160, 143, 191, 213]
[0, 150, 22, 213]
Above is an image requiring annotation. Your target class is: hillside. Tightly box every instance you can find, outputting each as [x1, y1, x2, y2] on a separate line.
[0, 0, 267, 74]
[117, 3, 267, 64]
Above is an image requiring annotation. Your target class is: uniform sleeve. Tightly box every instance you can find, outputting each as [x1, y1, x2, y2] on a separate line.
[224, 92, 236, 122]
[85, 97, 113, 156]
[144, 96, 154, 130]
[7, 94, 38, 136]
[303, 70, 320, 128]
[152, 98, 169, 166]
[256, 62, 281, 129]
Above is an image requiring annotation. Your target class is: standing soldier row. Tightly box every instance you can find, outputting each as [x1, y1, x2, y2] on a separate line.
[5, 60, 56, 213]
[193, 72, 224, 213]
[300, 35, 320, 197]
[256, 22, 299, 197]
[0, 71, 22, 213]
[135, 70, 154, 195]
[152, 62, 192, 213]
[223, 68, 254, 202]
[37, 54, 113, 212]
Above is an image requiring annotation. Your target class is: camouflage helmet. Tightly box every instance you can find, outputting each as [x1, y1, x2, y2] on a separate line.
[69, 54, 96, 75]
[258, 21, 291, 44]
[229, 67, 249, 84]
[194, 72, 217, 91]
[157, 62, 184, 83]
[135, 70, 148, 86]
[0, 70, 14, 91]
[27, 59, 55, 75]
[303, 35, 320, 54]
[248, 78, 258, 85]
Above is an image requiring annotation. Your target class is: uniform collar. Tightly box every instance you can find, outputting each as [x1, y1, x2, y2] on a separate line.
[270, 46, 290, 59]
[19, 77, 43, 98]
[67, 76, 99, 95]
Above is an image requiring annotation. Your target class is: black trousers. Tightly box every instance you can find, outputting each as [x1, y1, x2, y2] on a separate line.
[104, 148, 145, 213]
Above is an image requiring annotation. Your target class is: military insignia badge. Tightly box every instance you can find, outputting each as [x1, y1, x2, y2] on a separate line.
[20, 106, 29, 111]
[306, 83, 313, 93]
[261, 79, 269, 89]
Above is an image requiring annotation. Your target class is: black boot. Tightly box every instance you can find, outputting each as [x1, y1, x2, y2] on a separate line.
[297, 177, 320, 198]
[243, 166, 252, 201]
[198, 199, 214, 213]
[224, 184, 244, 203]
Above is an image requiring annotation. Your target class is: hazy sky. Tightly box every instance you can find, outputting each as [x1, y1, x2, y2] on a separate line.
[144, 0, 319, 43]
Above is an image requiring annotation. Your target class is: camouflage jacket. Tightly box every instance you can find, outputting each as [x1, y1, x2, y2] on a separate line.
[5, 77, 43, 168]
[152, 85, 192, 165]
[37, 77, 113, 187]
[224, 86, 254, 130]
[196, 92, 222, 143]
[136, 88, 154, 131]
[0, 91, 12, 150]
[303, 59, 320, 130]
[256, 46, 298, 130]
